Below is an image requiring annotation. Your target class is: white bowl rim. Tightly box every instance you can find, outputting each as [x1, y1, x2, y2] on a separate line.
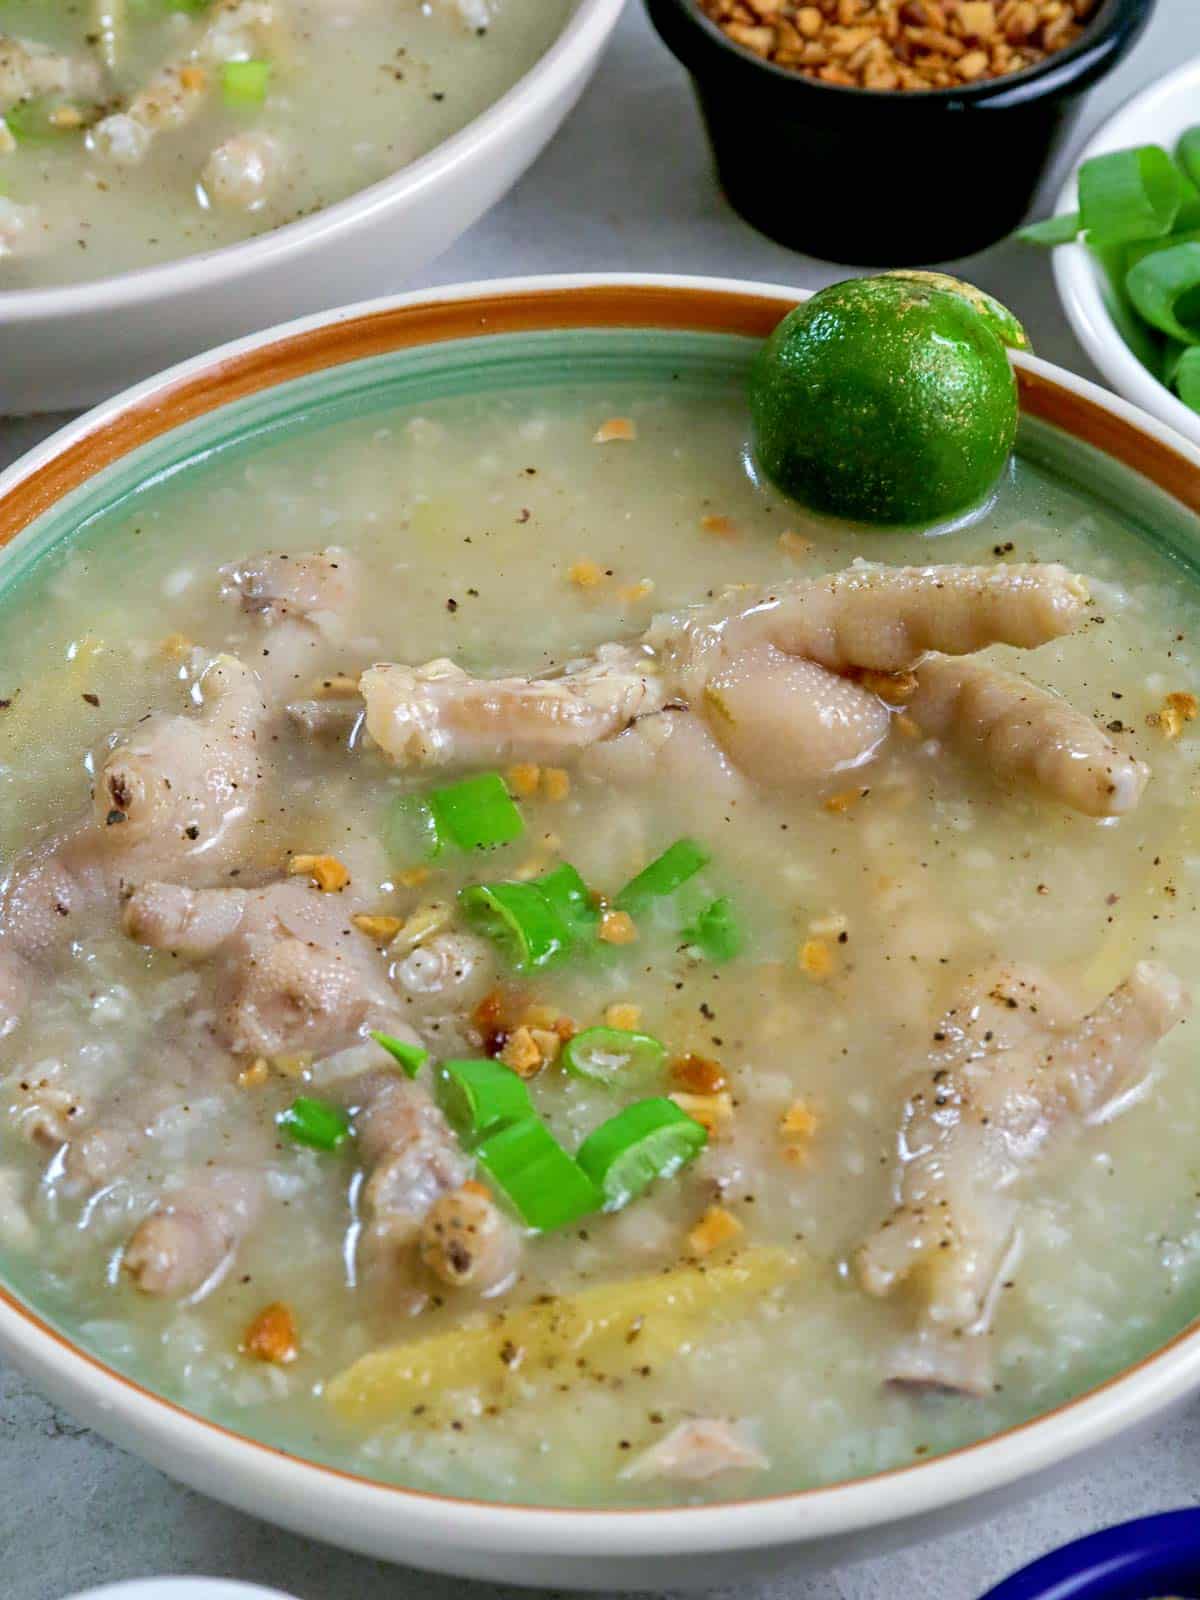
[65, 1584, 297, 1600]
[3, 271, 1200, 1559]
[1052, 53, 1200, 449]
[0, 0, 624, 324]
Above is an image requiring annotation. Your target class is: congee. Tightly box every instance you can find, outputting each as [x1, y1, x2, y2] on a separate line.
[0, 0, 571, 287]
[0, 357, 1196, 1509]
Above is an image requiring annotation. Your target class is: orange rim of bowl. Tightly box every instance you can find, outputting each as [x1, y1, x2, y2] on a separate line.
[2, 279, 1199, 1521]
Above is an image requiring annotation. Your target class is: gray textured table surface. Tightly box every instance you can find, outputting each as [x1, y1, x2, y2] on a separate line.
[2, 3, 1198, 1596]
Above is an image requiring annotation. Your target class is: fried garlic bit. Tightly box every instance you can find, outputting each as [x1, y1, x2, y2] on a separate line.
[779, 1099, 820, 1164]
[798, 938, 834, 980]
[671, 1053, 727, 1094]
[505, 762, 570, 801]
[593, 417, 637, 444]
[669, 1091, 733, 1136]
[288, 854, 350, 892]
[499, 1025, 545, 1079]
[237, 1057, 270, 1089]
[700, 513, 738, 539]
[605, 1002, 642, 1031]
[1150, 691, 1199, 740]
[241, 1301, 299, 1365]
[599, 910, 638, 945]
[568, 559, 606, 588]
[687, 1205, 743, 1258]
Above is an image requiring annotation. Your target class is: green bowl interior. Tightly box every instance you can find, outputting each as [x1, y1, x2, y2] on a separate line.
[4, 329, 1200, 595]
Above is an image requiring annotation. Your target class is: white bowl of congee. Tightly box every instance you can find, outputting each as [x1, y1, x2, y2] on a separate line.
[0, 0, 621, 415]
[1, 272, 1199, 1588]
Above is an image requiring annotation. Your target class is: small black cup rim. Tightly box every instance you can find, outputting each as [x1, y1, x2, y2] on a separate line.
[645, 0, 1158, 116]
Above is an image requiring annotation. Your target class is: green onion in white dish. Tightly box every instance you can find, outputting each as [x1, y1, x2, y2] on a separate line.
[1022, 130, 1200, 418]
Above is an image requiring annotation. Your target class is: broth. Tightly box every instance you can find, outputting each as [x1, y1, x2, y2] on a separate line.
[0, 376, 1197, 1508]
[0, 0, 571, 288]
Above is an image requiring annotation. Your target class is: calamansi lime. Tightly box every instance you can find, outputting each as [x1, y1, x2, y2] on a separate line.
[749, 273, 1029, 529]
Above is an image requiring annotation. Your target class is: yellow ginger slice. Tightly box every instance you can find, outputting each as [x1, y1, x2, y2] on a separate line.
[327, 1247, 799, 1423]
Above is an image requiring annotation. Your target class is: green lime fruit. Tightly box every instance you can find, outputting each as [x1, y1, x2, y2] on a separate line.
[749, 273, 1029, 529]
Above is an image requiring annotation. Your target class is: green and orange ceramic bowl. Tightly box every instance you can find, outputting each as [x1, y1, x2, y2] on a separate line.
[1, 276, 1199, 1588]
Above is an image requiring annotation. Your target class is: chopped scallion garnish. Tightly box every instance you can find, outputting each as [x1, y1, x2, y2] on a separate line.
[534, 860, 599, 939]
[434, 1058, 534, 1145]
[221, 58, 271, 108]
[475, 1117, 601, 1232]
[458, 879, 573, 972]
[431, 771, 524, 852]
[614, 838, 711, 916]
[385, 793, 444, 864]
[6, 97, 90, 144]
[561, 1026, 666, 1088]
[575, 1098, 708, 1211]
[277, 1096, 351, 1152]
[682, 895, 742, 963]
[385, 771, 524, 866]
[371, 1031, 428, 1079]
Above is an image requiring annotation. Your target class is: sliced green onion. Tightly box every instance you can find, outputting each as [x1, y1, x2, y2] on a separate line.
[1016, 211, 1081, 247]
[459, 860, 601, 972]
[459, 880, 572, 972]
[1174, 178, 1200, 233]
[385, 772, 524, 866]
[535, 860, 599, 940]
[1123, 227, 1200, 276]
[131, 0, 212, 13]
[1126, 241, 1200, 343]
[575, 1098, 707, 1212]
[1079, 147, 1184, 246]
[371, 1031, 428, 1079]
[221, 58, 271, 107]
[6, 98, 90, 144]
[561, 1027, 666, 1088]
[615, 838, 711, 916]
[682, 896, 742, 963]
[277, 1096, 351, 1152]
[385, 793, 444, 865]
[476, 1117, 601, 1231]
[1172, 345, 1200, 414]
[1178, 127, 1200, 191]
[434, 1057, 533, 1145]
[431, 771, 523, 853]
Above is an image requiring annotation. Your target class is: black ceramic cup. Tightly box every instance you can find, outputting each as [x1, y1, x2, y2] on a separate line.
[643, 0, 1158, 265]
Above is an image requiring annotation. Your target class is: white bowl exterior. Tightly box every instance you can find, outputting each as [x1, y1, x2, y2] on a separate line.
[4, 276, 1200, 1587]
[0, 0, 624, 415]
[1054, 56, 1200, 449]
[68, 1584, 297, 1600]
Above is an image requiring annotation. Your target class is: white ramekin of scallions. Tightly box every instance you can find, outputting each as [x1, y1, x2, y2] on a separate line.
[1032, 56, 1200, 449]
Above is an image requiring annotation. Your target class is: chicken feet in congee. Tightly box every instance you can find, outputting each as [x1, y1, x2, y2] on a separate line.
[0, 396, 1193, 1514]
[363, 563, 1147, 815]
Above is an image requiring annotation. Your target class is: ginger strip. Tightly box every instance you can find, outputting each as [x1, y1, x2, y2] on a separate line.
[327, 1246, 799, 1423]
